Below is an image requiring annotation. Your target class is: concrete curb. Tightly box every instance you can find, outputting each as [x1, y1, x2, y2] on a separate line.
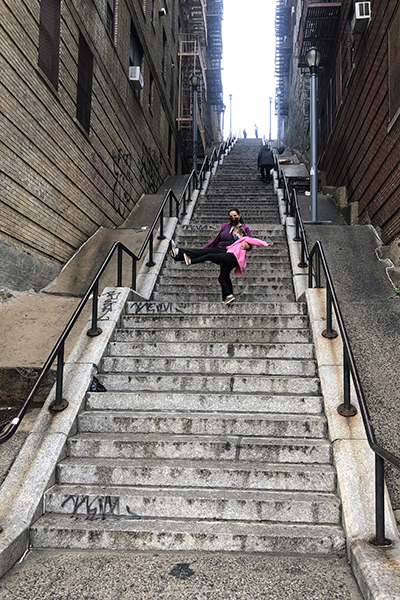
[280, 183, 400, 598]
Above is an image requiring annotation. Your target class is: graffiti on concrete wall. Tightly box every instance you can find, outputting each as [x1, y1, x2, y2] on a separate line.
[138, 141, 164, 194]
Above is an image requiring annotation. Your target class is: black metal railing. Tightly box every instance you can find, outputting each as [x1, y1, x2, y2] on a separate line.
[0, 136, 236, 445]
[285, 171, 397, 547]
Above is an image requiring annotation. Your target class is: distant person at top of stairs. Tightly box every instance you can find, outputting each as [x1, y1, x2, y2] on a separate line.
[170, 209, 252, 263]
[254, 125, 258, 138]
[258, 144, 275, 183]
[243, 129, 247, 138]
[183, 226, 273, 304]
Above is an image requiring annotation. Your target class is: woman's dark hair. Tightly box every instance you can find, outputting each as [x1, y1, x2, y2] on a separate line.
[231, 208, 244, 223]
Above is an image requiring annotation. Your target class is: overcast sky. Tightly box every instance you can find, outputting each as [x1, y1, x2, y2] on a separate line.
[221, 0, 277, 140]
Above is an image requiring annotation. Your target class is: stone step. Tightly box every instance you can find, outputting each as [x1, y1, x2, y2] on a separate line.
[56, 457, 335, 491]
[69, 433, 331, 463]
[190, 213, 280, 221]
[101, 356, 317, 377]
[30, 515, 346, 555]
[151, 284, 294, 297]
[175, 234, 287, 244]
[120, 314, 310, 330]
[45, 485, 340, 524]
[150, 292, 295, 303]
[125, 301, 307, 315]
[86, 391, 323, 415]
[165, 259, 291, 271]
[107, 341, 314, 359]
[76, 412, 327, 439]
[113, 327, 311, 344]
[177, 224, 284, 233]
[98, 373, 321, 395]
[157, 270, 294, 281]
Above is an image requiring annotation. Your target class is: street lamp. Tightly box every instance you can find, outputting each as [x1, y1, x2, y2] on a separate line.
[269, 97, 272, 143]
[191, 74, 199, 173]
[229, 94, 232, 136]
[306, 46, 321, 222]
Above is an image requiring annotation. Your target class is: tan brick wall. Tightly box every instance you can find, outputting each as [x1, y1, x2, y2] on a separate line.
[0, 0, 186, 269]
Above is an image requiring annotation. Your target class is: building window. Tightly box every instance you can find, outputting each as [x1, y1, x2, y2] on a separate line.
[162, 30, 167, 79]
[130, 21, 144, 69]
[38, 0, 61, 89]
[76, 33, 93, 133]
[389, 5, 400, 123]
[130, 21, 144, 99]
[107, 0, 116, 41]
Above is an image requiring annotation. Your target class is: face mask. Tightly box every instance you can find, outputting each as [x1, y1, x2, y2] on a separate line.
[230, 216, 239, 224]
[233, 235, 239, 241]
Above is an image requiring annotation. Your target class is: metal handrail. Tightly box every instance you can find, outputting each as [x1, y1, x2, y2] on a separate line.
[0, 135, 237, 444]
[286, 174, 397, 546]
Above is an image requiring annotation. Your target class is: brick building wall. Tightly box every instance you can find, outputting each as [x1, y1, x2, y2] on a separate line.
[317, 0, 400, 243]
[286, 0, 400, 244]
[0, 0, 211, 290]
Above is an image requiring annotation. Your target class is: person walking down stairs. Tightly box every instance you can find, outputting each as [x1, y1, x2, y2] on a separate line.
[183, 225, 274, 304]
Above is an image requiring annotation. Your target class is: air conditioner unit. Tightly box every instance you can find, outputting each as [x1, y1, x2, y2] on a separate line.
[129, 66, 144, 90]
[352, 2, 371, 33]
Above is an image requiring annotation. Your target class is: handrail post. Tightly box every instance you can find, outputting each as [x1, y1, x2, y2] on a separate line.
[315, 245, 321, 287]
[117, 245, 123, 286]
[146, 231, 155, 267]
[308, 250, 314, 288]
[290, 188, 295, 218]
[285, 186, 289, 216]
[294, 208, 301, 242]
[337, 347, 357, 417]
[370, 454, 392, 547]
[157, 207, 165, 240]
[87, 280, 102, 337]
[132, 258, 137, 290]
[298, 234, 307, 268]
[49, 342, 69, 412]
[322, 286, 338, 338]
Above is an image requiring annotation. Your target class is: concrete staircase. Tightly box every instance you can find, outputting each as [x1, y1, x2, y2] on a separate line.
[30, 139, 345, 555]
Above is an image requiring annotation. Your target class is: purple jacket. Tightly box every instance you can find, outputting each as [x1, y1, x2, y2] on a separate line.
[202, 222, 252, 250]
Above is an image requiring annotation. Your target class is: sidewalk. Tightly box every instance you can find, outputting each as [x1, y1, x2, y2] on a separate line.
[0, 549, 363, 600]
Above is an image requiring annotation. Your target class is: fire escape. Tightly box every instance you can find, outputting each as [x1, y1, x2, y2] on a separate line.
[275, 0, 292, 118]
[178, 0, 223, 164]
[205, 0, 223, 109]
[297, 0, 342, 68]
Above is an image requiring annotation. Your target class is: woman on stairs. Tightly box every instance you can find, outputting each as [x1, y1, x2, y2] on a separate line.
[183, 226, 273, 304]
[170, 208, 252, 263]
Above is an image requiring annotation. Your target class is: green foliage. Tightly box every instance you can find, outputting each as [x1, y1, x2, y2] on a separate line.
[395, 282, 400, 296]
